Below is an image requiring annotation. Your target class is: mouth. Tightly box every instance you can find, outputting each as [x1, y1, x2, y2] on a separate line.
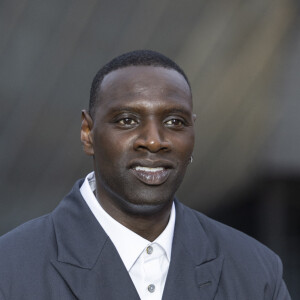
[130, 164, 172, 186]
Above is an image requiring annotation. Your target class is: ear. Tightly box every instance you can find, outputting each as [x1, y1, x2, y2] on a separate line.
[81, 110, 94, 156]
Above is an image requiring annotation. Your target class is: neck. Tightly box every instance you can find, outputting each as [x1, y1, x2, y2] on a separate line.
[117, 205, 172, 241]
[95, 190, 173, 241]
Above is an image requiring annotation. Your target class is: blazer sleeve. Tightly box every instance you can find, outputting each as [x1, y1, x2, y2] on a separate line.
[272, 254, 291, 300]
[0, 288, 5, 300]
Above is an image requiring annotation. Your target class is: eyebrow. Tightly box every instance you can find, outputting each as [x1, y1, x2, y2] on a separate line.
[107, 106, 192, 116]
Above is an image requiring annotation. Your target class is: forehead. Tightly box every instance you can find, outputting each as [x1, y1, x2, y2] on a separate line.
[97, 66, 192, 111]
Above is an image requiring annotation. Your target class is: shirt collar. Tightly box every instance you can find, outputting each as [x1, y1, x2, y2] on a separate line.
[80, 171, 176, 271]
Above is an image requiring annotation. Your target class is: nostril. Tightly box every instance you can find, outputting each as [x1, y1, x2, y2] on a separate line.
[134, 138, 170, 153]
[133, 122, 171, 152]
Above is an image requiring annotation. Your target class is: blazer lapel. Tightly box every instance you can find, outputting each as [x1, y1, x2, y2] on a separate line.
[50, 180, 140, 299]
[51, 239, 139, 299]
[162, 201, 224, 300]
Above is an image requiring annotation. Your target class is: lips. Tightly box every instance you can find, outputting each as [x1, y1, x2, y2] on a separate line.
[131, 166, 171, 185]
[128, 159, 174, 186]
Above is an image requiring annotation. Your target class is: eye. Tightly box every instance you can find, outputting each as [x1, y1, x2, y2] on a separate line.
[118, 118, 138, 126]
[165, 118, 184, 127]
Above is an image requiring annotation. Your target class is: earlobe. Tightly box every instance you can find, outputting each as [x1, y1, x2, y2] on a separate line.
[192, 113, 197, 122]
[81, 110, 94, 156]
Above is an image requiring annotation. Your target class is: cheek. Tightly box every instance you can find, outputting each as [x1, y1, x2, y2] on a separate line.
[172, 133, 195, 157]
[93, 132, 134, 163]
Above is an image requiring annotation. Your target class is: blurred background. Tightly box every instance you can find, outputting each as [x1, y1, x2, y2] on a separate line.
[0, 0, 299, 297]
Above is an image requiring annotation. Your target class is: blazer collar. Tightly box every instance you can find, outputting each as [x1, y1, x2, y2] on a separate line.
[50, 179, 140, 299]
[162, 200, 224, 300]
[173, 199, 217, 264]
[51, 179, 106, 269]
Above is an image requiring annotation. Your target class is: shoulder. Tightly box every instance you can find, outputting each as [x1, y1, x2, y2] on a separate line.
[0, 178, 85, 257]
[179, 202, 282, 277]
[181, 203, 274, 254]
[177, 203, 291, 298]
[0, 214, 56, 275]
[0, 214, 54, 251]
[0, 214, 59, 299]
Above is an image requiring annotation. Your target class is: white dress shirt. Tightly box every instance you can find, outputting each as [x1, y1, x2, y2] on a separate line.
[80, 172, 176, 300]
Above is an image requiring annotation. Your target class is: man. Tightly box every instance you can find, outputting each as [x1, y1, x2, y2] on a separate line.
[0, 50, 290, 299]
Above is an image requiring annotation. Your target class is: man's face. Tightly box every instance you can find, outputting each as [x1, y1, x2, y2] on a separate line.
[83, 66, 195, 215]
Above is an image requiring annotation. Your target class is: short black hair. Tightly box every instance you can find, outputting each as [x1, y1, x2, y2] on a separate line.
[89, 50, 190, 118]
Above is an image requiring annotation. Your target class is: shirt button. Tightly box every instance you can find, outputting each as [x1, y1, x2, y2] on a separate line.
[148, 284, 155, 293]
[146, 246, 153, 254]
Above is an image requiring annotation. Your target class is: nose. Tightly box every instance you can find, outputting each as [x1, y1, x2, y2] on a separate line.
[133, 120, 171, 153]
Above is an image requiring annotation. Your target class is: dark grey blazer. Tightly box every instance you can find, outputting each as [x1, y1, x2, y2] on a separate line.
[0, 179, 291, 299]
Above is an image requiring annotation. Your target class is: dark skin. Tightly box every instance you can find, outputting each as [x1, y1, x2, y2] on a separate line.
[81, 66, 196, 241]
